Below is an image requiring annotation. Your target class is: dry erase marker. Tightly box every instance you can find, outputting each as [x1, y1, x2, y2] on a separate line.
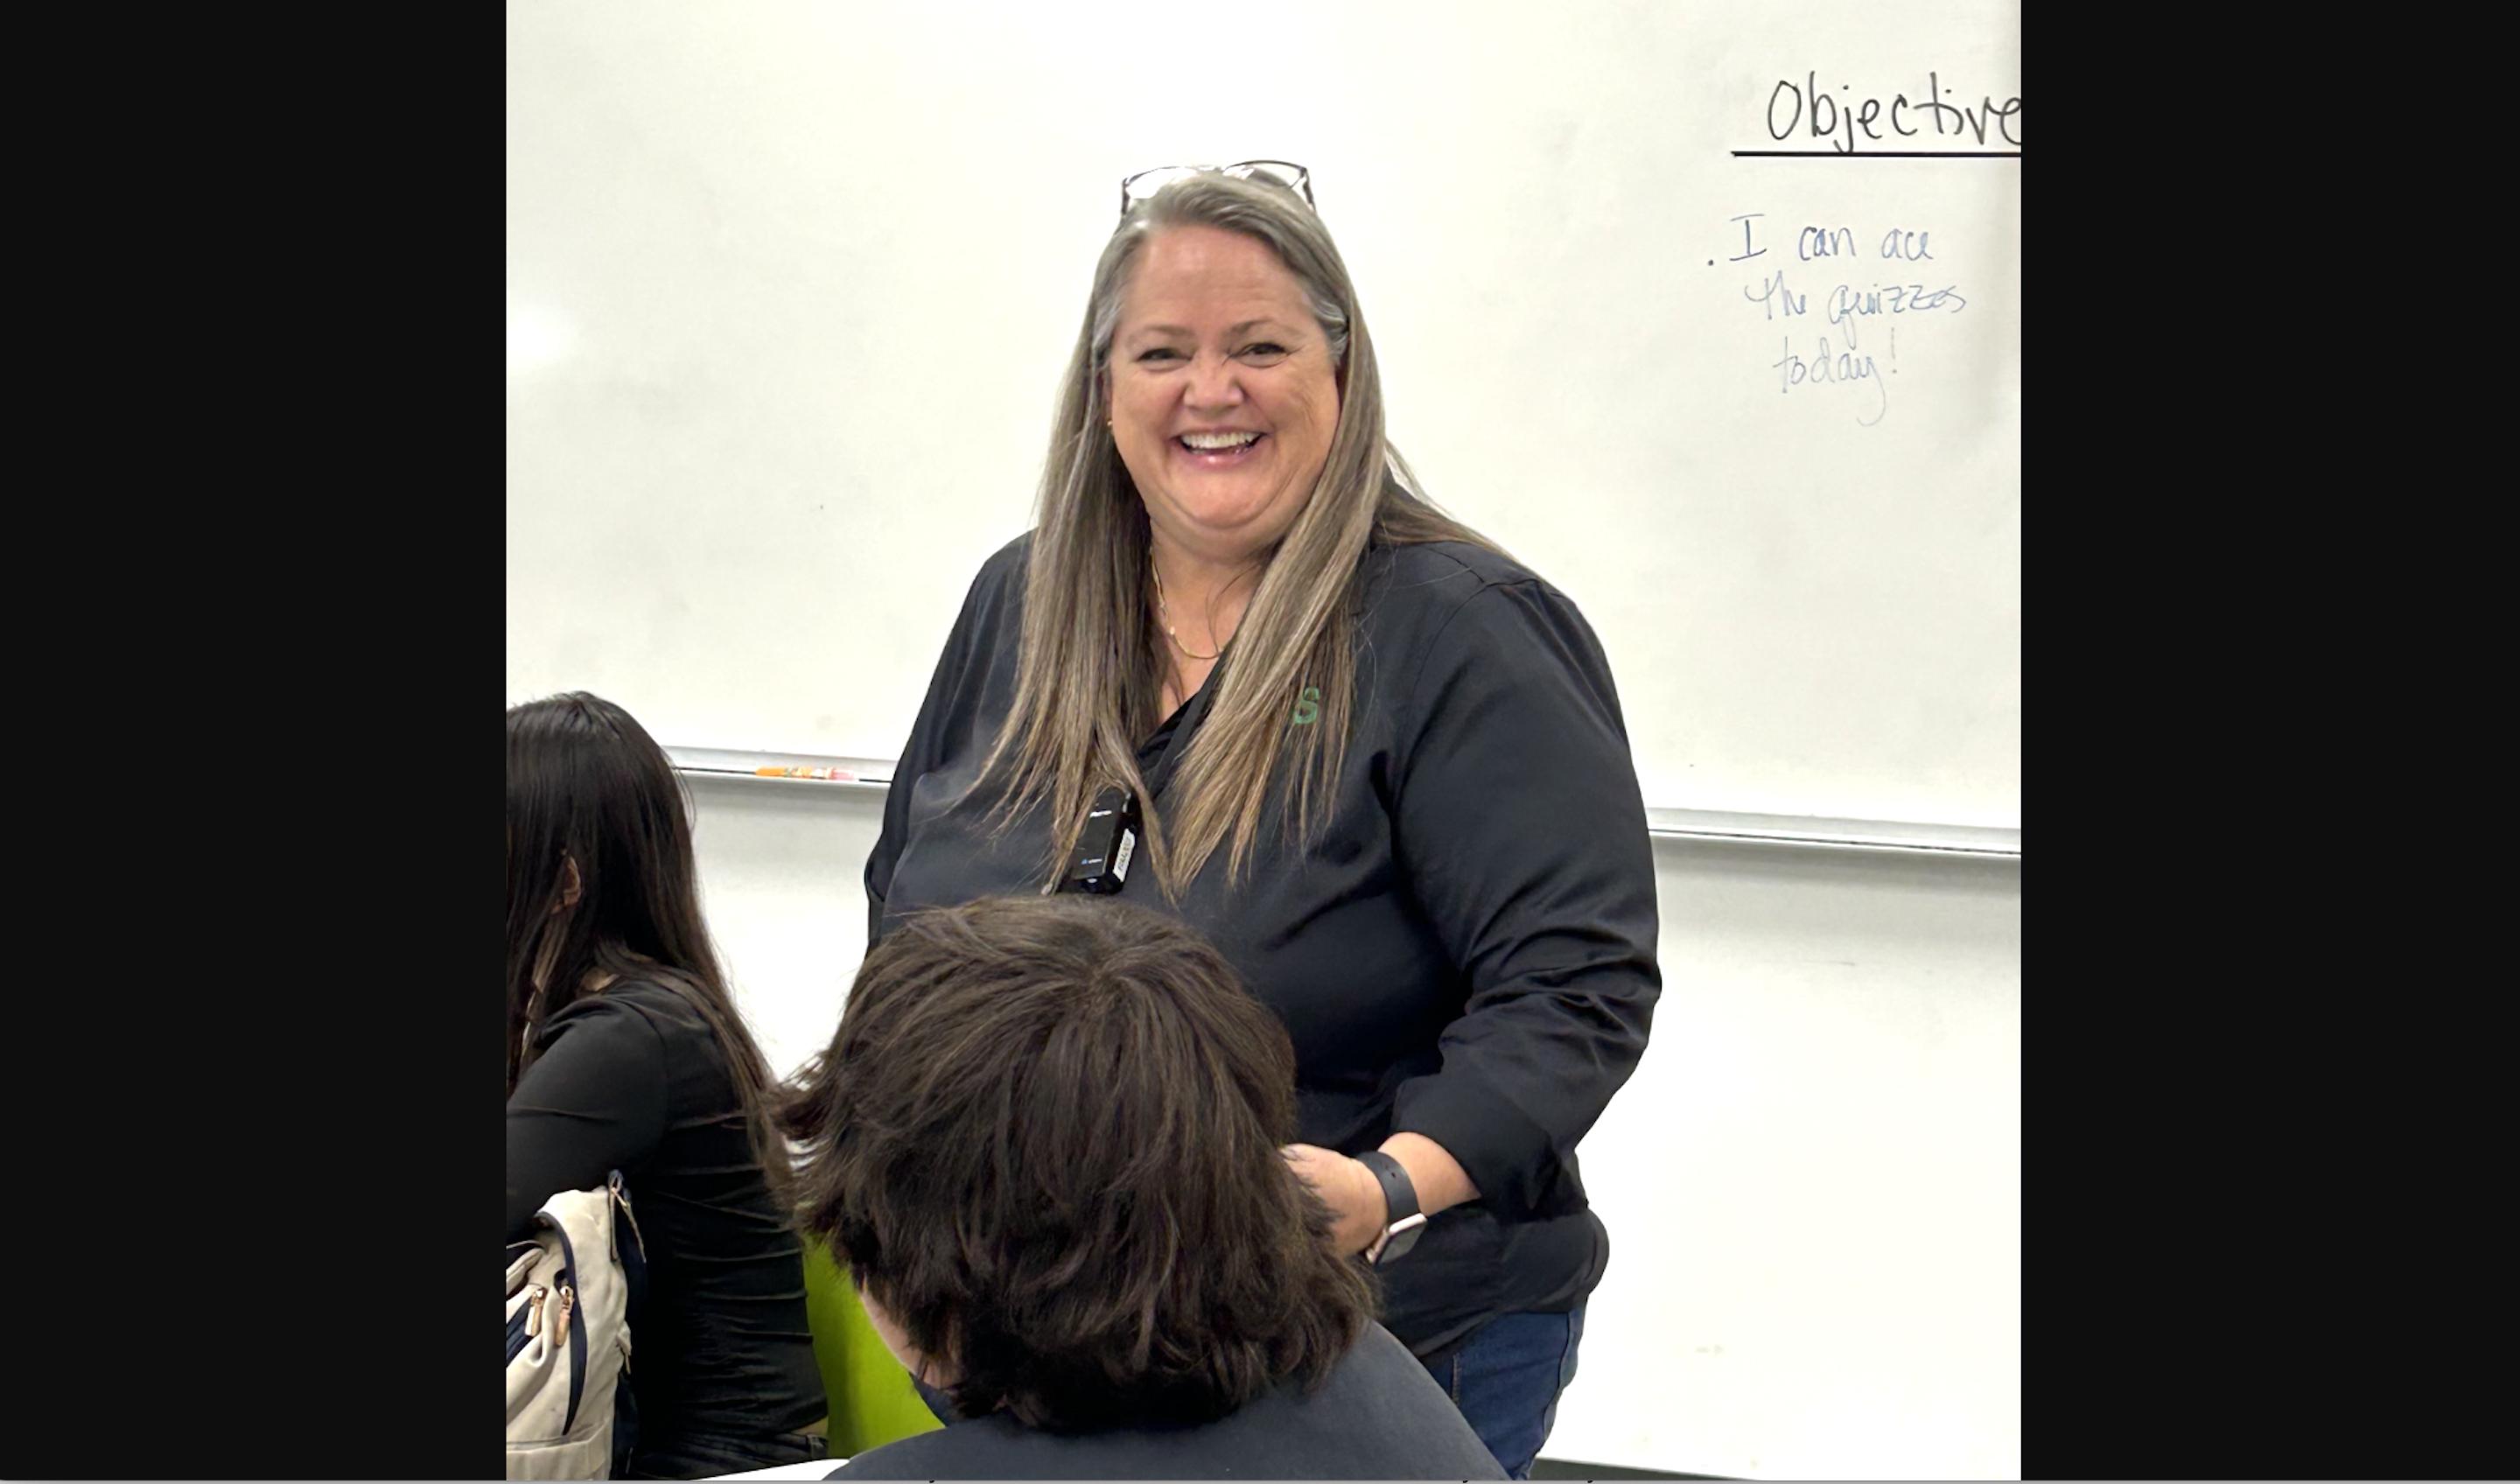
[754, 766, 858, 781]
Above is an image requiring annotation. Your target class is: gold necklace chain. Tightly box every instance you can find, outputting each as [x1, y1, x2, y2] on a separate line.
[1152, 564, 1223, 662]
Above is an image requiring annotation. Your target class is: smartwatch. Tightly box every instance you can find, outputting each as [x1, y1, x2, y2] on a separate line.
[1354, 1149, 1427, 1266]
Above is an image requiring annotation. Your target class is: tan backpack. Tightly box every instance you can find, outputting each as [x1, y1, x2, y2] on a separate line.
[506, 1171, 647, 1480]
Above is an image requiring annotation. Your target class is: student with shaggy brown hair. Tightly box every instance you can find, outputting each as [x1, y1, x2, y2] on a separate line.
[778, 894, 1503, 1479]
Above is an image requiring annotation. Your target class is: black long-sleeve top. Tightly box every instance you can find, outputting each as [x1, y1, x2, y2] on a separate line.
[866, 534, 1662, 1357]
[506, 978, 825, 1449]
[829, 1322, 1504, 1479]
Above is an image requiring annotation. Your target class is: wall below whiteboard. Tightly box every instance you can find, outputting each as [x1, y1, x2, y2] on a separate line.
[690, 781, 2019, 1480]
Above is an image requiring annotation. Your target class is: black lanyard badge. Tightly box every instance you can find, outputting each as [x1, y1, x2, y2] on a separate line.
[1056, 784, 1143, 896]
[1060, 668, 1218, 897]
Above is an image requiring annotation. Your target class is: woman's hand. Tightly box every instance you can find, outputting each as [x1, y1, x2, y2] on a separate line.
[1280, 1143, 1388, 1256]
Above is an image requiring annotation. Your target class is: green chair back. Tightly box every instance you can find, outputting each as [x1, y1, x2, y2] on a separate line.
[801, 1239, 945, 1457]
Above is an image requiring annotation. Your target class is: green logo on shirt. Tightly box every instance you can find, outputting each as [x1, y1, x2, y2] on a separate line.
[1291, 685, 1321, 726]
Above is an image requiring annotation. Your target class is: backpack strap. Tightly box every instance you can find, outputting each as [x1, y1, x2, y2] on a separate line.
[606, 1170, 648, 1478]
[543, 1215, 589, 1434]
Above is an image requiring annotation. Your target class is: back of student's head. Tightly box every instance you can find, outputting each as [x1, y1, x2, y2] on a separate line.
[780, 893, 1372, 1432]
[504, 692, 785, 1183]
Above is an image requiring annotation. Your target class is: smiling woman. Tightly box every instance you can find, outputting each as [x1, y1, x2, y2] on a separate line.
[857, 165, 1663, 1479]
[1105, 225, 1344, 709]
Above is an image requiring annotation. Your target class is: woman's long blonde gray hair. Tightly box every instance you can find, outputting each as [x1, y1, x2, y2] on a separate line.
[980, 171, 1495, 892]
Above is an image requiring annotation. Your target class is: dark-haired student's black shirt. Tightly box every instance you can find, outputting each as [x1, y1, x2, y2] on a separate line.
[507, 978, 826, 1458]
[828, 1322, 1505, 1480]
[867, 535, 1662, 1359]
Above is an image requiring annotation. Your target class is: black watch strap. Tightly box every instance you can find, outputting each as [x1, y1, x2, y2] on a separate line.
[1354, 1149, 1427, 1266]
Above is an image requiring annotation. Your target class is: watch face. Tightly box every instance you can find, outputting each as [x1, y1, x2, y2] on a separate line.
[1375, 1212, 1429, 1266]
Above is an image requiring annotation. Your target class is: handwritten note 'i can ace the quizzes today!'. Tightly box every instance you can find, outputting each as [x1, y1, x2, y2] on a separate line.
[1726, 70, 2019, 426]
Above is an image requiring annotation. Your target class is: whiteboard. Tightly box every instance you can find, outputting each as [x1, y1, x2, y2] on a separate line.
[508, 0, 2020, 830]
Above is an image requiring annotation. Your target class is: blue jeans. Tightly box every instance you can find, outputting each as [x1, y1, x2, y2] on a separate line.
[1424, 1305, 1587, 1480]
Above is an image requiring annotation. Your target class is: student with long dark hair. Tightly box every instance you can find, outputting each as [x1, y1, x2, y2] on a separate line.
[507, 691, 826, 1479]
